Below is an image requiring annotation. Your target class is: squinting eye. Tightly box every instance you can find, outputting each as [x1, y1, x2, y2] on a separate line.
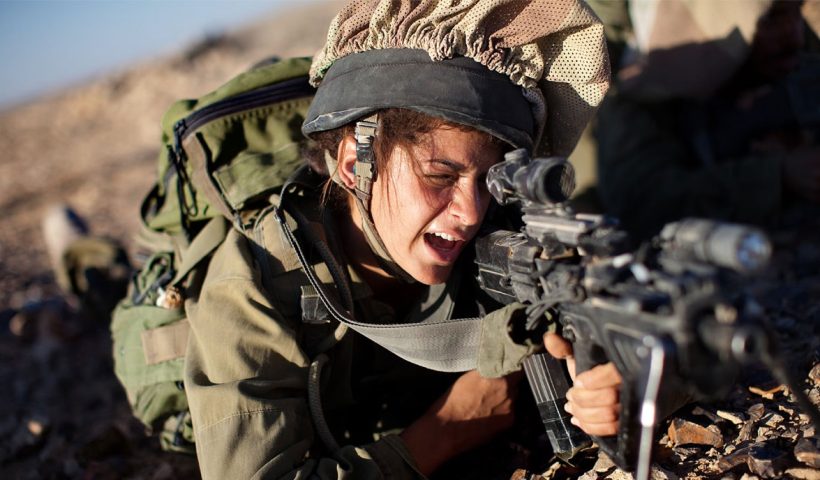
[425, 174, 457, 187]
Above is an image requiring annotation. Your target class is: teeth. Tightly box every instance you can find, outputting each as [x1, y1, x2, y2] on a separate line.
[432, 232, 456, 242]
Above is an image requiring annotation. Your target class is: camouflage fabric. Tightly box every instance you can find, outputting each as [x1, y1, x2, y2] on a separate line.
[310, 0, 610, 157]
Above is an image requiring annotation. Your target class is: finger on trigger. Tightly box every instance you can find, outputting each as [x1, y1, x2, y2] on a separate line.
[544, 332, 573, 359]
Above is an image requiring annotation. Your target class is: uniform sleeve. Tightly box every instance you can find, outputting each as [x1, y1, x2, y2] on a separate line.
[595, 92, 783, 239]
[184, 229, 426, 480]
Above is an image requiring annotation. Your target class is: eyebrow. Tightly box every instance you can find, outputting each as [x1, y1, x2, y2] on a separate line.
[428, 158, 466, 172]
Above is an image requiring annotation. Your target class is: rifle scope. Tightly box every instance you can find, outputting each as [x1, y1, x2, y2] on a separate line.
[487, 149, 576, 207]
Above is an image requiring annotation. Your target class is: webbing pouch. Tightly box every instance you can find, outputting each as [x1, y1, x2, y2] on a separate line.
[111, 251, 194, 453]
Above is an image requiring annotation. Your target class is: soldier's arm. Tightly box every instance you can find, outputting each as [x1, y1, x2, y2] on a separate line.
[185, 229, 426, 480]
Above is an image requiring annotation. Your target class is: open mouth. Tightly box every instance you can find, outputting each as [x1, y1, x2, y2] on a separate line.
[424, 231, 464, 262]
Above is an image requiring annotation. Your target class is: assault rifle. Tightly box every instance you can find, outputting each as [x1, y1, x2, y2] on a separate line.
[475, 149, 820, 480]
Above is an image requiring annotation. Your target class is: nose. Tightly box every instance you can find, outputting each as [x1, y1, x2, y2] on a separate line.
[449, 181, 486, 226]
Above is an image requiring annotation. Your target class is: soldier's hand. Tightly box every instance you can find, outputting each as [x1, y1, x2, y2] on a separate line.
[544, 332, 622, 437]
[400, 370, 520, 475]
[782, 146, 820, 202]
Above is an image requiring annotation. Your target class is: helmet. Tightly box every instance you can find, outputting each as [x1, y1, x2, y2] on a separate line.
[301, 0, 610, 282]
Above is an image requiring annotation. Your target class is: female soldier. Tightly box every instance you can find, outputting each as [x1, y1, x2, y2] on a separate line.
[183, 1, 619, 478]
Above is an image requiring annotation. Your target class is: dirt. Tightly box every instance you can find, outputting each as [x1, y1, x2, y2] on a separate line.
[0, 2, 818, 479]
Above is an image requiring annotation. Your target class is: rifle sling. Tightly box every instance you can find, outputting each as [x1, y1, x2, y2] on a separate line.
[274, 186, 484, 373]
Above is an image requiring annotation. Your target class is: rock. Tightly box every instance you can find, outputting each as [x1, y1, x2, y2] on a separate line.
[600, 469, 634, 480]
[748, 403, 766, 422]
[809, 364, 820, 387]
[795, 437, 820, 468]
[717, 410, 746, 425]
[0, 415, 50, 462]
[746, 442, 787, 478]
[653, 465, 680, 480]
[624, 465, 679, 480]
[717, 445, 752, 473]
[671, 446, 701, 461]
[716, 442, 789, 478]
[810, 388, 820, 407]
[668, 418, 724, 448]
[692, 406, 722, 423]
[760, 412, 784, 428]
[738, 420, 756, 442]
[779, 428, 801, 442]
[26, 417, 49, 437]
[9, 308, 39, 341]
[749, 384, 785, 400]
[510, 469, 545, 480]
[755, 427, 773, 442]
[593, 451, 617, 473]
[539, 462, 562, 480]
[785, 467, 820, 480]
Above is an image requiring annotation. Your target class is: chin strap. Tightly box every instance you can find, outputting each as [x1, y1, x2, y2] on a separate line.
[353, 113, 416, 283]
[320, 114, 415, 283]
[353, 114, 378, 210]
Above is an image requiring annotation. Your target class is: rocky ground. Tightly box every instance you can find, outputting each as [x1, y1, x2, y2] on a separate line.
[0, 2, 818, 479]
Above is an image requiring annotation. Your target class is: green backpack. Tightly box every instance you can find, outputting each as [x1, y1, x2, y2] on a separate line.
[110, 57, 316, 453]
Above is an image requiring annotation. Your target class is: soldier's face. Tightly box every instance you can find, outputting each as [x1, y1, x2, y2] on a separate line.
[370, 126, 503, 285]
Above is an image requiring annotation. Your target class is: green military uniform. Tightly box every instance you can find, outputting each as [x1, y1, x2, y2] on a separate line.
[184, 167, 495, 479]
[596, 55, 819, 239]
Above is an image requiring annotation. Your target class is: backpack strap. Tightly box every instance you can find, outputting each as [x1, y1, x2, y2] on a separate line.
[139, 216, 230, 364]
[171, 216, 230, 286]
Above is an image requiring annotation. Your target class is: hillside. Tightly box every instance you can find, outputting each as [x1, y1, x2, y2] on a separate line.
[0, 2, 339, 310]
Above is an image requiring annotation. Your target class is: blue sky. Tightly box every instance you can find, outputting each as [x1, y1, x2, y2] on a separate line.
[0, 0, 312, 109]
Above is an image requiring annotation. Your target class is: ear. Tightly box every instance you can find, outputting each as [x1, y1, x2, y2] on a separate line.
[336, 134, 358, 190]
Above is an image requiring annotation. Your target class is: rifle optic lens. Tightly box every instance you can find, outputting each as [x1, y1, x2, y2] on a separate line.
[736, 232, 771, 272]
[662, 219, 772, 272]
[514, 157, 576, 205]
